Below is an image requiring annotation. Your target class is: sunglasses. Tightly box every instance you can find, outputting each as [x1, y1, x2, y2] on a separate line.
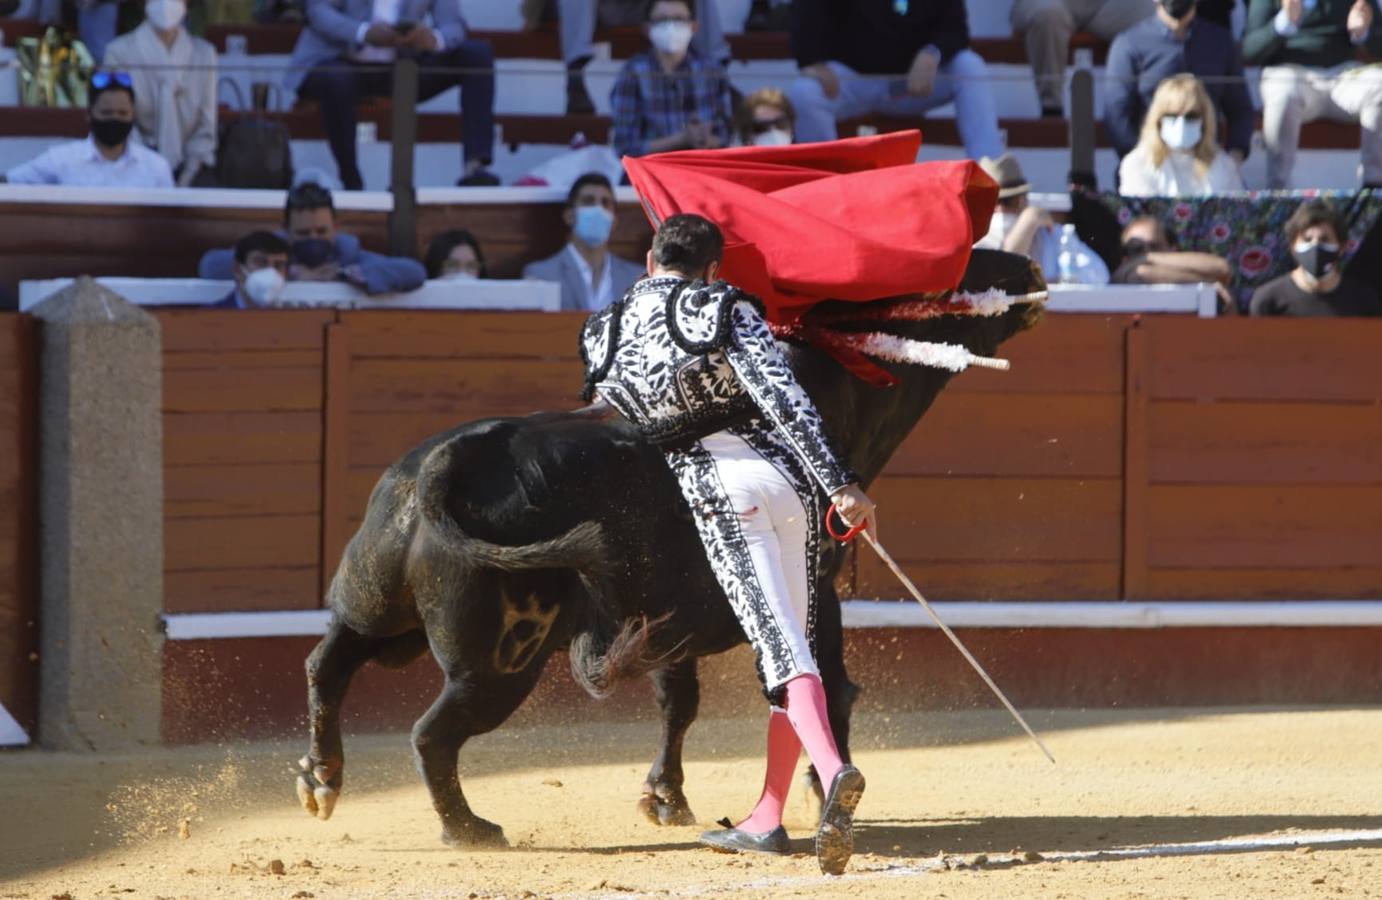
[750, 115, 791, 134]
[1162, 111, 1203, 122]
[90, 70, 134, 90]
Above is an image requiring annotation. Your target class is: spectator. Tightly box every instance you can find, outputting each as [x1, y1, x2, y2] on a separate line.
[212, 231, 291, 309]
[1112, 215, 1238, 312]
[103, 0, 218, 187]
[734, 87, 796, 146]
[199, 182, 427, 294]
[1245, 0, 1382, 188]
[610, 0, 734, 158]
[20, 0, 120, 64]
[425, 229, 487, 280]
[1105, 0, 1254, 164]
[1250, 198, 1382, 315]
[976, 153, 1110, 283]
[786, 0, 1004, 161]
[1011, 0, 1153, 117]
[284, 0, 499, 190]
[562, 0, 730, 115]
[1118, 74, 1245, 195]
[0, 71, 174, 188]
[522, 172, 646, 311]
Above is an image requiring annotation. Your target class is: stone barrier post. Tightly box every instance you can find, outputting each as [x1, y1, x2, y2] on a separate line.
[32, 278, 163, 750]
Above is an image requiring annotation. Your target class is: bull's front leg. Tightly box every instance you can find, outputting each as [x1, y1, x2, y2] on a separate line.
[803, 582, 861, 812]
[638, 657, 699, 826]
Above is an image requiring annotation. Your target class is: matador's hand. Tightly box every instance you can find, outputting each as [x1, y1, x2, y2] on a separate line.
[831, 484, 877, 541]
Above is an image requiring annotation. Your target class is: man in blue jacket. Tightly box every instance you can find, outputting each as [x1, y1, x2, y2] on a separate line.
[1105, 0, 1254, 164]
[199, 182, 426, 295]
[282, 0, 499, 191]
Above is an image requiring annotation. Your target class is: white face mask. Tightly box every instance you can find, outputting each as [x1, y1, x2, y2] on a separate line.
[145, 0, 187, 30]
[649, 20, 694, 56]
[440, 270, 479, 282]
[1159, 115, 1202, 151]
[243, 266, 285, 306]
[752, 128, 792, 147]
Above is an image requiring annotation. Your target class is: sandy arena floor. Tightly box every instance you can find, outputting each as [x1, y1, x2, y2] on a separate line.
[2, 707, 1382, 899]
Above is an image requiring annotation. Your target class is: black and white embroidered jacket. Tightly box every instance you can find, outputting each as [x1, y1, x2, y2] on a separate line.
[580, 276, 856, 495]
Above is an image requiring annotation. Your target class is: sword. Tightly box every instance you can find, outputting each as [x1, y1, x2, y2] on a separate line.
[828, 507, 1057, 764]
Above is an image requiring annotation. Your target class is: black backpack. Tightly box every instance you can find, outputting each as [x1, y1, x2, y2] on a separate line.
[214, 80, 294, 189]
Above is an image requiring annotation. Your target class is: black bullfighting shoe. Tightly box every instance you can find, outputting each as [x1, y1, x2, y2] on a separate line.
[698, 822, 791, 855]
[815, 764, 866, 876]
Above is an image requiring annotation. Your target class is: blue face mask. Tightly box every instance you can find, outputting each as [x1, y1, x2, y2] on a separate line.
[292, 237, 335, 268]
[572, 204, 614, 248]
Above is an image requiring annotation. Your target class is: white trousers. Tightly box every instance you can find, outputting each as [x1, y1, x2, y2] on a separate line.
[1260, 63, 1382, 188]
[670, 429, 820, 697]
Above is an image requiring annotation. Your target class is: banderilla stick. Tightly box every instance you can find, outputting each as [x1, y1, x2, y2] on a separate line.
[830, 508, 1056, 764]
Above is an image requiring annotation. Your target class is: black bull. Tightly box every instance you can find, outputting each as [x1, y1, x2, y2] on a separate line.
[294, 250, 1045, 847]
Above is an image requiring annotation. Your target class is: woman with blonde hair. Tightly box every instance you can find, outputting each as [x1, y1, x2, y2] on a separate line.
[1118, 74, 1244, 197]
[734, 87, 796, 148]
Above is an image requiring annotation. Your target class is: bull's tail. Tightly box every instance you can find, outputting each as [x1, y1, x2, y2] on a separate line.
[568, 613, 689, 699]
[415, 436, 608, 575]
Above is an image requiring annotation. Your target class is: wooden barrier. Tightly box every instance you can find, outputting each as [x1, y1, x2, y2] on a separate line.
[0, 314, 38, 740]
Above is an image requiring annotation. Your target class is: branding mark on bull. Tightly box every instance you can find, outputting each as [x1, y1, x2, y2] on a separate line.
[494, 591, 560, 673]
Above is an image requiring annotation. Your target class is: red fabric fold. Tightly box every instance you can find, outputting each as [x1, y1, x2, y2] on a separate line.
[624, 131, 998, 323]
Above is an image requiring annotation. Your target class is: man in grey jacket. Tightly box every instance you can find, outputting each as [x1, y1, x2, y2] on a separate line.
[523, 173, 646, 311]
[283, 0, 499, 190]
[199, 182, 426, 295]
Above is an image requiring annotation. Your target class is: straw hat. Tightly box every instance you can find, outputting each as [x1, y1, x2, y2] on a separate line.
[978, 153, 1031, 200]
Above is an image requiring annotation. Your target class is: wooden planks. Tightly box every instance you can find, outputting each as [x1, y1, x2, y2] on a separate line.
[157, 310, 332, 612]
[0, 315, 38, 736]
[1136, 317, 1382, 599]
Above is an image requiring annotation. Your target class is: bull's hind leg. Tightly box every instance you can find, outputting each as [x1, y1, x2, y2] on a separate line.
[412, 662, 546, 848]
[638, 657, 699, 826]
[297, 620, 428, 820]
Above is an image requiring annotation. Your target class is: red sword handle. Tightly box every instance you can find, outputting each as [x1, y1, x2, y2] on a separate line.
[825, 503, 867, 543]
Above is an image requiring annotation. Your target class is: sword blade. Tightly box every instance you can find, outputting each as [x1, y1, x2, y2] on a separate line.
[860, 530, 1056, 764]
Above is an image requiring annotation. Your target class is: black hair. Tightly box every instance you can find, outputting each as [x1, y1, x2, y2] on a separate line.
[89, 81, 134, 109]
[423, 229, 487, 279]
[234, 230, 290, 265]
[566, 172, 614, 208]
[644, 0, 693, 21]
[651, 213, 723, 275]
[1285, 198, 1345, 245]
[284, 181, 335, 224]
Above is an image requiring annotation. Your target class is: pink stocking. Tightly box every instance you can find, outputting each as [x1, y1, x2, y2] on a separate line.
[783, 674, 844, 790]
[735, 709, 801, 834]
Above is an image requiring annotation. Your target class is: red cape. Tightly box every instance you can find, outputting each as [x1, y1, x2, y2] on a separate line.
[623, 131, 998, 322]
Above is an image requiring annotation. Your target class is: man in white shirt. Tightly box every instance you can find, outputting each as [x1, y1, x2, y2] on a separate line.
[522, 173, 646, 311]
[284, 0, 499, 191]
[2, 71, 174, 188]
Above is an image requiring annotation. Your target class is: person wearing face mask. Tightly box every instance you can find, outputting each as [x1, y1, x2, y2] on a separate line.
[1118, 74, 1245, 196]
[211, 231, 292, 309]
[975, 153, 1110, 284]
[733, 88, 796, 148]
[425, 230, 488, 281]
[1105, 0, 1254, 167]
[522, 172, 647, 311]
[1250, 199, 1381, 316]
[103, 0, 218, 187]
[198, 181, 426, 294]
[2, 71, 174, 188]
[609, 0, 735, 159]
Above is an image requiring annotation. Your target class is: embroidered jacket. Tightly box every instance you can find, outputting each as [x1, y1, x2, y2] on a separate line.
[580, 276, 856, 495]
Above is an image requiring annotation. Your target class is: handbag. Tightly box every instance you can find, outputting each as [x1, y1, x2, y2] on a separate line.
[213, 78, 294, 189]
[16, 27, 95, 108]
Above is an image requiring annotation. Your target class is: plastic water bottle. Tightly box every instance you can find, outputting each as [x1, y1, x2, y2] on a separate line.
[1057, 223, 1078, 284]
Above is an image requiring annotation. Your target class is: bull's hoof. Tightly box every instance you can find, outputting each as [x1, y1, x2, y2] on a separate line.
[295, 755, 341, 821]
[638, 788, 696, 827]
[440, 817, 509, 849]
